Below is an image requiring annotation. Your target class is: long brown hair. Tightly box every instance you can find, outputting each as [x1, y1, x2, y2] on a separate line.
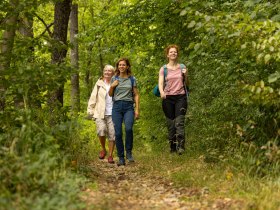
[115, 57, 132, 76]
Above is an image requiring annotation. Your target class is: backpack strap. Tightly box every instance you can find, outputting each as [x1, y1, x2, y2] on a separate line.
[129, 76, 135, 99]
[162, 64, 168, 88]
[179, 63, 189, 95]
[114, 75, 135, 99]
[129, 76, 134, 88]
[179, 64, 185, 71]
[163, 64, 189, 96]
[164, 64, 185, 79]
[115, 75, 134, 88]
[163, 64, 167, 81]
[95, 78, 103, 102]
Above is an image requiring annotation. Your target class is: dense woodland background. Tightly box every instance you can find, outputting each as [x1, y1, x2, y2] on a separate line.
[1, 0, 280, 209]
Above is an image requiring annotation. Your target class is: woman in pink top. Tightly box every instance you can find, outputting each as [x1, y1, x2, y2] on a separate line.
[158, 44, 190, 154]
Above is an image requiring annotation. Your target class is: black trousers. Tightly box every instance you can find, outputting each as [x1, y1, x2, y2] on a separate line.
[162, 94, 187, 150]
[162, 94, 187, 120]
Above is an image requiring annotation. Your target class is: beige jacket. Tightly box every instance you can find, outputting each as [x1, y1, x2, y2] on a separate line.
[87, 78, 110, 119]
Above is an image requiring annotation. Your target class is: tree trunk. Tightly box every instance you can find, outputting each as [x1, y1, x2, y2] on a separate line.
[85, 44, 93, 98]
[49, 0, 72, 108]
[0, 0, 19, 111]
[70, 4, 80, 114]
[15, 15, 37, 108]
[98, 41, 104, 74]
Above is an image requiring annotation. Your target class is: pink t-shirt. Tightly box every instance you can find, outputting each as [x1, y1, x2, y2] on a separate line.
[159, 66, 185, 96]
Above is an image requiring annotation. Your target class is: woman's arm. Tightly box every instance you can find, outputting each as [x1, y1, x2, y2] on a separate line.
[184, 68, 190, 87]
[109, 80, 119, 97]
[87, 83, 98, 116]
[158, 74, 165, 99]
[182, 67, 190, 87]
[133, 87, 140, 119]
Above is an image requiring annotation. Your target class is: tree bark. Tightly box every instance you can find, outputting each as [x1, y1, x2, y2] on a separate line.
[49, 0, 72, 108]
[0, 0, 19, 111]
[15, 14, 37, 108]
[70, 4, 80, 114]
[85, 44, 93, 98]
[98, 41, 104, 75]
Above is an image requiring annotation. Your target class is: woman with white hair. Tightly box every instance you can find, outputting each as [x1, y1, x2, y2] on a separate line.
[87, 65, 116, 164]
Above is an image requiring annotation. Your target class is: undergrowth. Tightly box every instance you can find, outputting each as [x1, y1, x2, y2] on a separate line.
[0, 109, 87, 210]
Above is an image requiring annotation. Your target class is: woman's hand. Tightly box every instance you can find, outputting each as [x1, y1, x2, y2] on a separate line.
[182, 68, 188, 76]
[158, 74, 166, 99]
[111, 80, 119, 88]
[182, 68, 190, 86]
[134, 110, 140, 119]
[160, 92, 166, 99]
[109, 80, 119, 97]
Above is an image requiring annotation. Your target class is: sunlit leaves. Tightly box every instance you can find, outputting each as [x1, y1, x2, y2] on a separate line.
[242, 80, 278, 106]
[268, 72, 280, 83]
[180, 9, 187, 16]
[188, 20, 196, 28]
[264, 54, 271, 64]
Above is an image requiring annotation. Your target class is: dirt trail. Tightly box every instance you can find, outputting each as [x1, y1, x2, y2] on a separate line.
[82, 159, 243, 210]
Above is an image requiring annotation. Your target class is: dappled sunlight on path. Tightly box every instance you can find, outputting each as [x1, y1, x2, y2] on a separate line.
[82, 159, 243, 210]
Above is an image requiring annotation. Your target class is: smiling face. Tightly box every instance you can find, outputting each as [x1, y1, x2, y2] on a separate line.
[103, 65, 114, 79]
[118, 60, 128, 74]
[115, 58, 131, 76]
[165, 44, 179, 62]
[167, 47, 178, 61]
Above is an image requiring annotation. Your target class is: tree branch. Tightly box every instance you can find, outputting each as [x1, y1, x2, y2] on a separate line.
[34, 13, 53, 37]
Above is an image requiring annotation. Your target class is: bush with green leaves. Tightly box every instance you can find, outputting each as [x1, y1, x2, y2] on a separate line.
[0, 110, 86, 210]
[178, 0, 280, 175]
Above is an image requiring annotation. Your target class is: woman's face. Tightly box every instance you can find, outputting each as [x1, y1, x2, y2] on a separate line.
[118, 60, 128, 74]
[167, 47, 178, 61]
[103, 68, 114, 79]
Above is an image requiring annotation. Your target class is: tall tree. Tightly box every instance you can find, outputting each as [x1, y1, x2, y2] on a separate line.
[15, 13, 36, 108]
[49, 0, 72, 108]
[0, 0, 19, 111]
[70, 3, 80, 114]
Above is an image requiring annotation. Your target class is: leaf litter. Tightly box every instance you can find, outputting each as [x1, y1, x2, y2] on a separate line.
[81, 159, 244, 210]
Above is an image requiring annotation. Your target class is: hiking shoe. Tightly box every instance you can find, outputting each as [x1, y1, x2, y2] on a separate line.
[99, 150, 106, 159]
[170, 143, 177, 153]
[126, 153, 135, 162]
[117, 158, 125, 166]
[177, 147, 184, 155]
[108, 156, 114, 164]
[170, 149, 176, 153]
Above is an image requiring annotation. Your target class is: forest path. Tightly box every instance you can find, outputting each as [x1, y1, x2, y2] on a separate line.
[82, 158, 243, 210]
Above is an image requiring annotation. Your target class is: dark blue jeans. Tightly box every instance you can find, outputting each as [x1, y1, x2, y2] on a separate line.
[112, 101, 134, 158]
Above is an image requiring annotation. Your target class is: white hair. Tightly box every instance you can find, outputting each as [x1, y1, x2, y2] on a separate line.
[104, 64, 115, 73]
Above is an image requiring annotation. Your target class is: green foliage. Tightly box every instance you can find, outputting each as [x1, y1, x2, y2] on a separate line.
[134, 94, 166, 147]
[2, 1, 280, 208]
[88, 0, 280, 177]
[175, 0, 280, 174]
[0, 109, 86, 210]
[234, 140, 280, 177]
